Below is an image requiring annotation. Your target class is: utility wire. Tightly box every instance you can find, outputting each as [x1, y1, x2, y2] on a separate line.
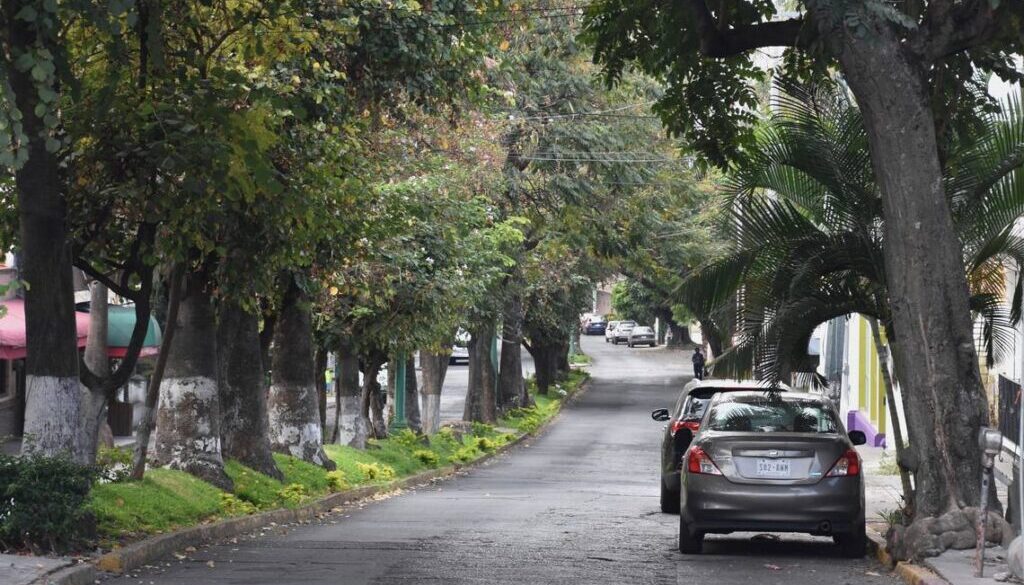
[504, 100, 657, 121]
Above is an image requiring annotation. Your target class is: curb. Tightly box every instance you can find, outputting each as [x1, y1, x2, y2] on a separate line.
[90, 376, 591, 578]
[31, 563, 97, 585]
[867, 527, 950, 585]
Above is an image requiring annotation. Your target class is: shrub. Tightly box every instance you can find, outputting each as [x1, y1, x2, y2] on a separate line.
[0, 453, 97, 553]
[504, 407, 546, 434]
[470, 422, 494, 437]
[355, 462, 395, 481]
[220, 493, 257, 516]
[96, 447, 132, 483]
[276, 483, 309, 507]
[326, 470, 350, 492]
[392, 429, 422, 449]
[449, 445, 479, 464]
[474, 437, 496, 452]
[412, 449, 439, 466]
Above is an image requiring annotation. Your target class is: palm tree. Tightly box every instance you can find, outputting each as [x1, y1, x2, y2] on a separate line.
[680, 79, 1024, 509]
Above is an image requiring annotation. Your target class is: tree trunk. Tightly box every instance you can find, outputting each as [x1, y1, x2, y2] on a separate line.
[267, 276, 334, 470]
[216, 300, 282, 480]
[315, 346, 328, 440]
[667, 320, 691, 348]
[498, 292, 526, 411]
[7, 2, 85, 460]
[404, 355, 422, 433]
[867, 317, 914, 506]
[369, 373, 388, 439]
[698, 318, 724, 358]
[823, 13, 988, 517]
[420, 351, 449, 434]
[527, 340, 559, 396]
[333, 337, 360, 445]
[352, 353, 385, 449]
[556, 338, 570, 377]
[154, 269, 232, 490]
[131, 265, 183, 480]
[464, 325, 497, 423]
[82, 281, 111, 463]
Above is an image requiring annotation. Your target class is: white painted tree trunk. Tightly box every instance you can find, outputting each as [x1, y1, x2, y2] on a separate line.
[22, 376, 87, 459]
[153, 270, 232, 490]
[156, 375, 232, 488]
[335, 395, 360, 445]
[266, 275, 334, 469]
[82, 280, 112, 463]
[421, 394, 442, 435]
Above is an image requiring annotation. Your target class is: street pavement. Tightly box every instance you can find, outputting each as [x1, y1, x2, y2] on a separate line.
[103, 335, 897, 585]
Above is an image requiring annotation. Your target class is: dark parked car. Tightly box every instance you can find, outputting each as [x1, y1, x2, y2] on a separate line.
[652, 380, 785, 515]
[660, 390, 867, 557]
[584, 317, 608, 335]
[612, 321, 636, 344]
[627, 326, 656, 347]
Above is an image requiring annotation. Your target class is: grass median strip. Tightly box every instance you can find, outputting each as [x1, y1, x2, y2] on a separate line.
[89, 370, 589, 547]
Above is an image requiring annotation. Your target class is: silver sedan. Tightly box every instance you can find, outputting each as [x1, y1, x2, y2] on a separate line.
[676, 391, 867, 557]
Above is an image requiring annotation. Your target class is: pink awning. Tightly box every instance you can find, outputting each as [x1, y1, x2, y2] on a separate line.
[0, 299, 90, 360]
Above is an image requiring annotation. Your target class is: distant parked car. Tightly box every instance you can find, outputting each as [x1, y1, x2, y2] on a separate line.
[627, 326, 656, 347]
[659, 390, 867, 557]
[450, 329, 470, 365]
[584, 316, 608, 335]
[612, 320, 636, 344]
[604, 321, 620, 343]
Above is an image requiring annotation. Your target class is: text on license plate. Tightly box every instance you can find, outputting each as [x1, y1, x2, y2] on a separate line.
[756, 458, 791, 477]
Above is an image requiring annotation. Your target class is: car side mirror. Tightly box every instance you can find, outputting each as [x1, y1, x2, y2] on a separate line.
[848, 430, 867, 446]
[651, 408, 670, 422]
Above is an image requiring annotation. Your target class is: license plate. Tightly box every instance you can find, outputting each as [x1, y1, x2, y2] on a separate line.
[756, 458, 791, 477]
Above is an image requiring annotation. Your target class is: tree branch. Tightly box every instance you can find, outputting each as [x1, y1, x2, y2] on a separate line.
[688, 0, 805, 57]
[921, 0, 998, 61]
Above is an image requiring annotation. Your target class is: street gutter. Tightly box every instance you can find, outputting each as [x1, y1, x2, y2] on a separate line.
[867, 527, 950, 585]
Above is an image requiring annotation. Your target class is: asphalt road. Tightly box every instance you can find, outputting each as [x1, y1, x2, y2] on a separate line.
[105, 335, 897, 585]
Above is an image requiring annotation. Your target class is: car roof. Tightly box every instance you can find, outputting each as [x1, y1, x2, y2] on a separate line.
[712, 390, 823, 403]
[680, 378, 791, 397]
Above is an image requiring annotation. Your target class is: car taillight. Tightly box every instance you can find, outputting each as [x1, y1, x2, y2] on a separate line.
[826, 449, 861, 477]
[670, 420, 700, 436]
[686, 447, 722, 475]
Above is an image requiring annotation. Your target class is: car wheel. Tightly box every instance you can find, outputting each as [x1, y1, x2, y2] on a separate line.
[834, 523, 867, 558]
[678, 518, 704, 554]
[660, 481, 680, 514]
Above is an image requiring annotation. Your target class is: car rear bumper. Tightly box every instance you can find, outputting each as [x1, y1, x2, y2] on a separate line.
[681, 474, 863, 534]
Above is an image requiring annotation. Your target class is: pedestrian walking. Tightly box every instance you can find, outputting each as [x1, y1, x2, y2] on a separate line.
[691, 347, 706, 380]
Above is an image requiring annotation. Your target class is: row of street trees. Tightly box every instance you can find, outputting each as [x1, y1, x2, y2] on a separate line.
[0, 0, 705, 497]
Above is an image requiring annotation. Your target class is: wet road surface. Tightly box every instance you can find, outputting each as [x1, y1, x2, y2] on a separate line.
[105, 335, 897, 585]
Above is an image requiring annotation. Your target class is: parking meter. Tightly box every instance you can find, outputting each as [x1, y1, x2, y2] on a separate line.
[976, 427, 1003, 577]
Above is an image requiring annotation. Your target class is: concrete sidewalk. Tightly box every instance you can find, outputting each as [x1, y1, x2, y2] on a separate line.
[860, 446, 1019, 585]
[0, 553, 89, 585]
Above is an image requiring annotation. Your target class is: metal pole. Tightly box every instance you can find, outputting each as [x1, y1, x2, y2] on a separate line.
[392, 352, 407, 431]
[1018, 386, 1023, 575]
[976, 466, 991, 577]
[491, 334, 499, 410]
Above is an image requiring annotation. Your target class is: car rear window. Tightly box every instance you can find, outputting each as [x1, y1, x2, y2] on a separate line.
[633, 327, 653, 334]
[705, 395, 839, 433]
[678, 387, 762, 419]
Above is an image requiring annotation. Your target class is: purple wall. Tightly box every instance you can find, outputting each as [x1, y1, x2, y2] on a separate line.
[847, 410, 886, 448]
